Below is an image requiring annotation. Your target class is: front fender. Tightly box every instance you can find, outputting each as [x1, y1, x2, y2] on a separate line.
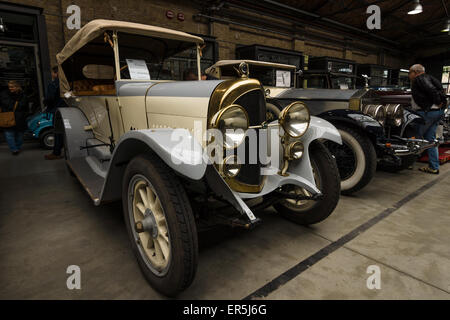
[288, 116, 341, 188]
[239, 116, 341, 199]
[400, 109, 425, 136]
[319, 109, 384, 138]
[305, 116, 342, 145]
[100, 129, 208, 202]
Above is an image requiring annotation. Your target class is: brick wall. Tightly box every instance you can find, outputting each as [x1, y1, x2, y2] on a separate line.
[2, 0, 407, 69]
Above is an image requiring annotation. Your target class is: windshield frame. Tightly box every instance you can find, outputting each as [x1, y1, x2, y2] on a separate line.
[113, 30, 202, 82]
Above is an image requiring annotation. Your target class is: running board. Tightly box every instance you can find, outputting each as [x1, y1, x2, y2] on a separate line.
[67, 158, 105, 205]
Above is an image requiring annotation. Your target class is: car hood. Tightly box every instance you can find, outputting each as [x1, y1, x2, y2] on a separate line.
[274, 88, 361, 101]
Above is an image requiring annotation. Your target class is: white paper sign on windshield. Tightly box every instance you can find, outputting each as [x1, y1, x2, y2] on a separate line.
[126, 59, 151, 80]
[276, 70, 291, 87]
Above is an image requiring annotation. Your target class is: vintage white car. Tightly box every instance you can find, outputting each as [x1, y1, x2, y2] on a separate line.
[55, 20, 342, 296]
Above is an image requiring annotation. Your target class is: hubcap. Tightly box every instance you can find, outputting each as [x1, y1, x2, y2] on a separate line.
[284, 158, 321, 211]
[45, 134, 55, 147]
[130, 176, 171, 275]
[324, 140, 356, 180]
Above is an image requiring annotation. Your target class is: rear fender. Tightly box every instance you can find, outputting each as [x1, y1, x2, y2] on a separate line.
[54, 107, 94, 159]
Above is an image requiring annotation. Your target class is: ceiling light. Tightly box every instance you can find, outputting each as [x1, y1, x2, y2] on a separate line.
[442, 19, 450, 32]
[408, 0, 423, 15]
[0, 18, 5, 33]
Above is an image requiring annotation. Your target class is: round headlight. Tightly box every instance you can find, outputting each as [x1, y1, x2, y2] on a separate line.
[221, 155, 241, 178]
[288, 141, 304, 160]
[364, 104, 386, 126]
[210, 104, 249, 149]
[385, 104, 403, 126]
[279, 102, 310, 138]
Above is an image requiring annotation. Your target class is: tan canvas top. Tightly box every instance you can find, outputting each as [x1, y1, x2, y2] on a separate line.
[207, 60, 297, 71]
[56, 19, 204, 65]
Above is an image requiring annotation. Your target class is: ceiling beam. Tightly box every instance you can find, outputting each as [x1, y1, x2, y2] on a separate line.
[321, 0, 389, 18]
[309, 0, 329, 13]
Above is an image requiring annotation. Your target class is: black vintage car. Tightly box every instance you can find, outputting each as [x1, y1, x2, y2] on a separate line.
[206, 60, 436, 194]
[301, 57, 357, 90]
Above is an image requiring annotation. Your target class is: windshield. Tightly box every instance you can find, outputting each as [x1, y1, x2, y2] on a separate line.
[305, 75, 328, 89]
[117, 32, 200, 81]
[330, 76, 354, 89]
[220, 64, 295, 87]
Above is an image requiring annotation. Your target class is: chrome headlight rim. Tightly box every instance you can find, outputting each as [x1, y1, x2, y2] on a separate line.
[364, 104, 386, 126]
[279, 101, 311, 138]
[210, 104, 249, 149]
[287, 141, 304, 160]
[385, 104, 403, 127]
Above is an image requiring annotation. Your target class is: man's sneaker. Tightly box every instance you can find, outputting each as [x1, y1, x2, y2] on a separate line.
[44, 153, 63, 160]
[418, 167, 439, 174]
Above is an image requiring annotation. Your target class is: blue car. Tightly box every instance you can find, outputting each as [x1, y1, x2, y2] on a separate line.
[27, 112, 54, 149]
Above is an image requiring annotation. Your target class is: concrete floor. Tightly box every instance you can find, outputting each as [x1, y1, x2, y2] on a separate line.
[0, 142, 449, 300]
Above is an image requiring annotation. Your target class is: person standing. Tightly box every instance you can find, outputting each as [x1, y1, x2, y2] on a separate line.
[0, 80, 28, 155]
[409, 64, 447, 174]
[44, 66, 66, 160]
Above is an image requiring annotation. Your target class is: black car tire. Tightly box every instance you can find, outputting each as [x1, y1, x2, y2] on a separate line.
[378, 154, 417, 172]
[122, 154, 198, 297]
[324, 124, 377, 195]
[273, 141, 341, 225]
[39, 129, 55, 150]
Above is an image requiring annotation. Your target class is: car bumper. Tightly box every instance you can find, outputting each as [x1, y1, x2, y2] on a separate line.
[377, 137, 438, 156]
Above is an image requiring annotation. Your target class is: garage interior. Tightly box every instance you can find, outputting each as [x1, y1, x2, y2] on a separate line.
[0, 0, 449, 300]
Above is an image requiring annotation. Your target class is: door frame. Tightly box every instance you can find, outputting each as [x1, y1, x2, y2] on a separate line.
[0, 40, 45, 110]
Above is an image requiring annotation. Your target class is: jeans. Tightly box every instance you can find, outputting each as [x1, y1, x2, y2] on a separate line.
[4, 129, 24, 153]
[416, 109, 444, 170]
[53, 132, 63, 156]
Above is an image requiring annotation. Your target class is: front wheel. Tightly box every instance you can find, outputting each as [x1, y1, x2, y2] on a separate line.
[39, 129, 55, 150]
[323, 125, 377, 195]
[273, 141, 341, 225]
[122, 154, 198, 297]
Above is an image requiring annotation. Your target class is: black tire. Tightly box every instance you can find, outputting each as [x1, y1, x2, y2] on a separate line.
[122, 154, 198, 297]
[323, 124, 377, 195]
[273, 141, 341, 225]
[39, 129, 55, 150]
[378, 154, 417, 172]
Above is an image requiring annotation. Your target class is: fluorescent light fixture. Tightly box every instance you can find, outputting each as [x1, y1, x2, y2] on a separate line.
[400, 69, 409, 72]
[442, 19, 450, 32]
[408, 0, 423, 15]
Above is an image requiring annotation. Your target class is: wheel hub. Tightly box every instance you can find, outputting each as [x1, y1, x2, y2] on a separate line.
[135, 208, 158, 238]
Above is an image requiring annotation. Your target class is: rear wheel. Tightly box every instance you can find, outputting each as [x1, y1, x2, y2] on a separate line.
[273, 141, 340, 225]
[39, 129, 55, 150]
[122, 154, 198, 297]
[323, 125, 377, 195]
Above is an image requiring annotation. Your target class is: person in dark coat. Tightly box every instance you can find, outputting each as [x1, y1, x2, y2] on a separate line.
[0, 80, 29, 155]
[44, 66, 66, 160]
[409, 64, 447, 174]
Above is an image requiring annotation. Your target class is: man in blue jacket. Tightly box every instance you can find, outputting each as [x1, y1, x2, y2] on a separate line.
[409, 64, 447, 174]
